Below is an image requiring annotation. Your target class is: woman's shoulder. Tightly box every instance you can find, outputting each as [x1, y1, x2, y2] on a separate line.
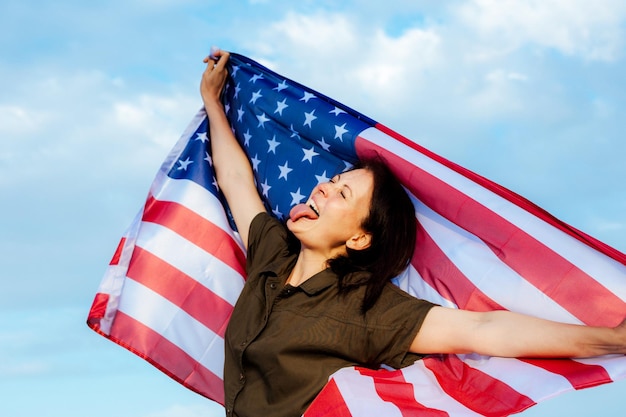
[246, 212, 297, 271]
[248, 212, 288, 247]
[377, 281, 424, 302]
[366, 283, 436, 323]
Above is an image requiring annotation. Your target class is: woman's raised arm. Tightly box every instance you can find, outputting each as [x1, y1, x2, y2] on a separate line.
[200, 50, 265, 248]
[411, 306, 626, 358]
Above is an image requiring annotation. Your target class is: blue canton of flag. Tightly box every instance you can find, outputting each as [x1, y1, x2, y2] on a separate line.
[220, 54, 374, 221]
[167, 54, 375, 227]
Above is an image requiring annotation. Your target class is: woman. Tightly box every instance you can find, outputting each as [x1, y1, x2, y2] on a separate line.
[201, 50, 626, 417]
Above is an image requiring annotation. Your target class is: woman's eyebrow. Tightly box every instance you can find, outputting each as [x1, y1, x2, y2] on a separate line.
[332, 173, 353, 197]
[340, 176, 355, 197]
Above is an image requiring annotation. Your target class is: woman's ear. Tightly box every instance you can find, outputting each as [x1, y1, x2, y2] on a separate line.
[346, 231, 372, 251]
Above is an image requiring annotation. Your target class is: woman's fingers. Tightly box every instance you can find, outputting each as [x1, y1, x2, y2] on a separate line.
[200, 50, 230, 104]
[213, 50, 230, 69]
[202, 49, 230, 72]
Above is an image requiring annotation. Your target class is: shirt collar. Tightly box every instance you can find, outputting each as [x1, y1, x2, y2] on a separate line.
[261, 258, 338, 296]
[261, 256, 370, 296]
[298, 269, 337, 295]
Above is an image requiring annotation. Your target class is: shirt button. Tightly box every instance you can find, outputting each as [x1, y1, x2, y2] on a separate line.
[270, 283, 277, 289]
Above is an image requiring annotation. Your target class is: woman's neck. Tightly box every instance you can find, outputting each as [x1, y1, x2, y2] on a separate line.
[286, 249, 330, 287]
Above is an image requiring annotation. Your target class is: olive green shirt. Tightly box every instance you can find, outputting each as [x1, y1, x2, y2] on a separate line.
[223, 213, 436, 417]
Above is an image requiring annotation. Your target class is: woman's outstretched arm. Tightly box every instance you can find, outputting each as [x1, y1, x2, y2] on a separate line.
[411, 306, 626, 358]
[200, 50, 265, 248]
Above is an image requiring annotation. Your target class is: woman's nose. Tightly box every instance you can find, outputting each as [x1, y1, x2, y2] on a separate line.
[319, 181, 343, 198]
[321, 180, 341, 193]
[317, 182, 330, 196]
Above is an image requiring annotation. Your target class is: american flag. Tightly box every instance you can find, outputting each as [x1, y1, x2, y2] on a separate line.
[87, 53, 626, 416]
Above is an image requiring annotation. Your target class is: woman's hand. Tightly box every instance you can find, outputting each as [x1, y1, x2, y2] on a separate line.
[200, 49, 230, 109]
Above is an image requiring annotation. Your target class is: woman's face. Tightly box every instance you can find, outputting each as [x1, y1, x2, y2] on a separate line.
[287, 168, 373, 257]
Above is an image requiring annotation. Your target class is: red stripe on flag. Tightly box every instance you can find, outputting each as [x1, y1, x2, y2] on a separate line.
[108, 311, 225, 404]
[424, 355, 536, 417]
[304, 378, 354, 417]
[356, 367, 449, 417]
[373, 123, 626, 266]
[520, 358, 613, 390]
[127, 247, 233, 337]
[357, 136, 626, 326]
[109, 237, 126, 266]
[143, 196, 246, 277]
[413, 221, 504, 312]
[86, 292, 110, 329]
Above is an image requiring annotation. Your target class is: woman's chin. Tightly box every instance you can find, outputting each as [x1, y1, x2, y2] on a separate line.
[286, 217, 316, 237]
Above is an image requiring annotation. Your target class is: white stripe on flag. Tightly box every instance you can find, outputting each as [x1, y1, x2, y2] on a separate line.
[417, 202, 582, 323]
[402, 361, 484, 417]
[118, 278, 225, 378]
[460, 355, 573, 401]
[136, 222, 244, 306]
[392, 265, 458, 308]
[153, 178, 245, 252]
[361, 127, 626, 292]
[332, 369, 404, 417]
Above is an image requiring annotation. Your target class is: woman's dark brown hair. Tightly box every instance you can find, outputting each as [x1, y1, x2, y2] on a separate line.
[328, 156, 417, 313]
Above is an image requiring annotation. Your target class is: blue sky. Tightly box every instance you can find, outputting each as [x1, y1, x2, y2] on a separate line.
[1, 0, 625, 416]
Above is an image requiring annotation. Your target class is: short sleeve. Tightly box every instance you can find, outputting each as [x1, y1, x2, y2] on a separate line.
[365, 285, 436, 369]
[246, 212, 292, 273]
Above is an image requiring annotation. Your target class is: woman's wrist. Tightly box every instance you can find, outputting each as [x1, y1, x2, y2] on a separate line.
[203, 96, 225, 114]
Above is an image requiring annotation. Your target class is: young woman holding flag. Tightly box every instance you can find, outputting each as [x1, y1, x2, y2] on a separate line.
[201, 49, 626, 417]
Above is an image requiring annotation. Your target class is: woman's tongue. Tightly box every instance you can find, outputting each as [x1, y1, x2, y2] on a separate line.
[289, 203, 319, 222]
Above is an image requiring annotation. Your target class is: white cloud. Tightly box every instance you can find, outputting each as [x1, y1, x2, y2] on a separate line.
[353, 27, 441, 93]
[0, 67, 198, 187]
[463, 68, 531, 116]
[456, 0, 626, 61]
[0, 105, 49, 135]
[245, 11, 443, 119]
[112, 94, 199, 149]
[249, 11, 358, 66]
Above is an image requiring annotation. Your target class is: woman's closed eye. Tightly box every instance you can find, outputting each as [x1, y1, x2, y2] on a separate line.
[329, 176, 347, 199]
